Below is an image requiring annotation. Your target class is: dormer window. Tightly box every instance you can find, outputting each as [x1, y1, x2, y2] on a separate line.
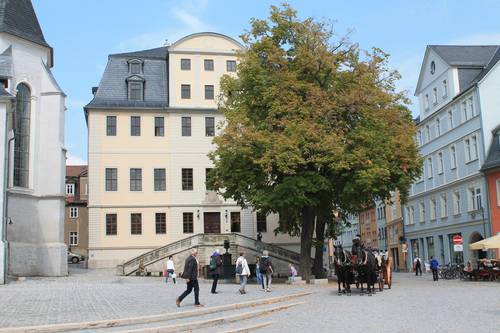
[126, 75, 145, 101]
[128, 59, 143, 75]
[430, 61, 436, 74]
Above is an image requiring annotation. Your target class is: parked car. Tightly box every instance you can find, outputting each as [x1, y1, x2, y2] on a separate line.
[68, 251, 85, 264]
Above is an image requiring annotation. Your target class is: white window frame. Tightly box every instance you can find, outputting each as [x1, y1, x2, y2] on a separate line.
[442, 80, 447, 98]
[436, 118, 441, 136]
[433, 87, 438, 104]
[462, 101, 468, 121]
[419, 202, 425, 223]
[427, 157, 433, 178]
[448, 110, 453, 130]
[450, 145, 457, 169]
[468, 187, 482, 211]
[424, 94, 429, 110]
[66, 184, 75, 196]
[69, 232, 78, 246]
[426, 125, 430, 142]
[438, 152, 444, 174]
[465, 138, 471, 162]
[471, 135, 478, 161]
[70, 207, 78, 219]
[496, 179, 500, 207]
[468, 97, 474, 117]
[453, 191, 461, 215]
[430, 198, 436, 220]
[440, 194, 447, 218]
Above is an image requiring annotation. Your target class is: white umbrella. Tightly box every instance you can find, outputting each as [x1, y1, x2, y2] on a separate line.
[469, 234, 500, 250]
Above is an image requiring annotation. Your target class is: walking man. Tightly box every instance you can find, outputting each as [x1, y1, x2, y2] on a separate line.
[260, 250, 274, 292]
[430, 256, 439, 281]
[176, 249, 204, 307]
[209, 249, 223, 294]
[235, 251, 251, 294]
[414, 255, 422, 276]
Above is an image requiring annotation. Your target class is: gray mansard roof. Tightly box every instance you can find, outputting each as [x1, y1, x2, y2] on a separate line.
[0, 0, 49, 48]
[430, 45, 500, 93]
[85, 47, 169, 109]
[482, 130, 500, 172]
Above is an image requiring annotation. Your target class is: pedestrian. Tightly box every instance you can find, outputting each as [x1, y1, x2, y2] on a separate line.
[260, 250, 274, 292]
[413, 255, 422, 276]
[288, 263, 297, 283]
[235, 251, 251, 294]
[255, 256, 263, 288]
[257, 232, 263, 241]
[430, 256, 439, 281]
[165, 256, 176, 284]
[176, 249, 204, 307]
[209, 249, 223, 294]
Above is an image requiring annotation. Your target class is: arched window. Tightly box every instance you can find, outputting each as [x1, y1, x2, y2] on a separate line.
[14, 83, 31, 188]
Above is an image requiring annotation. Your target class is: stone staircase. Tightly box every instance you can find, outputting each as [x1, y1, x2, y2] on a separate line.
[116, 233, 302, 277]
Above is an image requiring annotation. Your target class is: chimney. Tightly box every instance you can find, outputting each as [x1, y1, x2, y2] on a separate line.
[92, 86, 98, 95]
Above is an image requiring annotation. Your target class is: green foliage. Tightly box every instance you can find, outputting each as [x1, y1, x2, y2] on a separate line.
[209, 3, 421, 236]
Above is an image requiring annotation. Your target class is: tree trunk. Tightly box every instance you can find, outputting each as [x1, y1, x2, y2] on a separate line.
[313, 215, 326, 278]
[300, 206, 315, 282]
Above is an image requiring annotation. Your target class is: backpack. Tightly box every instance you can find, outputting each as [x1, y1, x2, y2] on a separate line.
[209, 256, 217, 271]
[260, 257, 272, 273]
[235, 261, 243, 275]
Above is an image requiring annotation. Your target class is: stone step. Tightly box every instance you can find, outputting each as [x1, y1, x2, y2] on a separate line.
[308, 278, 329, 285]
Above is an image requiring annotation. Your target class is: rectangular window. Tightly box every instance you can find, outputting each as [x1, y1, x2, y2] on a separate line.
[182, 117, 191, 136]
[205, 85, 214, 100]
[204, 59, 214, 71]
[66, 184, 75, 196]
[438, 152, 444, 174]
[205, 168, 214, 191]
[430, 198, 436, 220]
[105, 168, 118, 191]
[471, 135, 478, 160]
[183, 212, 194, 233]
[450, 146, 457, 169]
[129, 82, 143, 101]
[440, 194, 447, 218]
[453, 191, 461, 215]
[130, 63, 141, 75]
[70, 207, 78, 219]
[433, 87, 438, 104]
[436, 119, 441, 136]
[442, 80, 447, 97]
[462, 101, 468, 121]
[465, 138, 471, 162]
[424, 94, 429, 110]
[419, 202, 425, 222]
[226, 60, 237, 72]
[468, 97, 474, 117]
[69, 232, 78, 246]
[182, 168, 193, 191]
[155, 213, 166, 234]
[130, 168, 142, 191]
[154, 117, 164, 137]
[180, 58, 191, 70]
[131, 116, 141, 136]
[106, 214, 117, 235]
[427, 157, 433, 178]
[426, 125, 430, 142]
[497, 179, 500, 207]
[106, 116, 117, 136]
[205, 117, 215, 136]
[256, 213, 267, 232]
[154, 168, 166, 191]
[181, 84, 191, 99]
[131, 213, 142, 235]
[468, 187, 482, 211]
[448, 110, 453, 130]
[231, 212, 241, 233]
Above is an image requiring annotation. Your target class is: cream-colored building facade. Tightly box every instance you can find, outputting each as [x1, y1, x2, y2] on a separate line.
[86, 33, 299, 268]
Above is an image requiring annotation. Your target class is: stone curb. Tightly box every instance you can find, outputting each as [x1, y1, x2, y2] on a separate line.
[0, 292, 312, 333]
[121, 302, 303, 333]
[219, 322, 273, 333]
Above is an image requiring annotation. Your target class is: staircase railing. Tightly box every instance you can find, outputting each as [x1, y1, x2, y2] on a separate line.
[116, 233, 301, 276]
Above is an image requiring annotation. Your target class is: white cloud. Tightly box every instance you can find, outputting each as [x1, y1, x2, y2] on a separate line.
[116, 0, 213, 51]
[66, 152, 87, 166]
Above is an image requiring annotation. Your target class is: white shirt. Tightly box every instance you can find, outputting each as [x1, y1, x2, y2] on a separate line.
[236, 256, 251, 276]
[166, 260, 175, 270]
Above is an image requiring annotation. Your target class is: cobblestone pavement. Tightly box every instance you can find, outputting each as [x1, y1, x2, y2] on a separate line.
[0, 268, 499, 332]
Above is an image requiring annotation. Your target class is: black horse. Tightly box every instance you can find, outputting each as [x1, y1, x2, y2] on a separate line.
[333, 245, 354, 296]
[351, 239, 378, 296]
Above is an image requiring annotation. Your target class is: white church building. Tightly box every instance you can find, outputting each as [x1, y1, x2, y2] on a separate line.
[0, 0, 67, 283]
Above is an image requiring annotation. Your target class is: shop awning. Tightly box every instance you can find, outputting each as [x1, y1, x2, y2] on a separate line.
[469, 234, 500, 250]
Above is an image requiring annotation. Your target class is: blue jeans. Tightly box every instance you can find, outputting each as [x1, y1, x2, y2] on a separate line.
[256, 270, 263, 285]
[239, 275, 248, 292]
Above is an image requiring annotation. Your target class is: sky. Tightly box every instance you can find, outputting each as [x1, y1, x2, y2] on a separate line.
[32, 0, 500, 165]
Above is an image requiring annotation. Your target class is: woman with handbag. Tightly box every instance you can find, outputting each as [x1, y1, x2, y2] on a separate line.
[235, 251, 251, 294]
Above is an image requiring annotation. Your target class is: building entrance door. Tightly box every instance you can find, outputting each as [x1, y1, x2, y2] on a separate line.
[204, 212, 221, 234]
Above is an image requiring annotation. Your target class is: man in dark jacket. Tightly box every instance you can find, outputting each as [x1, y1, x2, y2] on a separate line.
[176, 249, 204, 307]
[430, 256, 439, 281]
[210, 249, 223, 294]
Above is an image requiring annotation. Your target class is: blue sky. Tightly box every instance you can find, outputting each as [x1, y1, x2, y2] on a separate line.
[32, 0, 500, 165]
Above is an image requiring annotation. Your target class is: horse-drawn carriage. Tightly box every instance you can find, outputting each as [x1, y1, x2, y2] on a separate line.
[333, 239, 392, 296]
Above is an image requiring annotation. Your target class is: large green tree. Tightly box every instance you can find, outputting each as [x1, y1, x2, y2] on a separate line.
[209, 4, 421, 281]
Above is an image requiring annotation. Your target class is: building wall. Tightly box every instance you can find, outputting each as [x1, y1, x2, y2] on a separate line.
[0, 100, 10, 284]
[359, 207, 377, 248]
[485, 170, 500, 236]
[2, 33, 67, 277]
